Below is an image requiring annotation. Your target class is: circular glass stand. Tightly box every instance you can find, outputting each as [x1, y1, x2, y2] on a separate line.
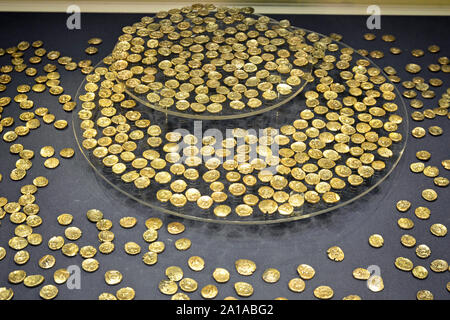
[73, 13, 408, 225]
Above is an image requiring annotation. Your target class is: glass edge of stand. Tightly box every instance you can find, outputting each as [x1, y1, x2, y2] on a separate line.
[72, 22, 410, 225]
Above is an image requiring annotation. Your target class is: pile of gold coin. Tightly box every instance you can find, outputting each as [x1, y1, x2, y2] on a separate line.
[76, 3, 406, 220]
[108, 4, 312, 116]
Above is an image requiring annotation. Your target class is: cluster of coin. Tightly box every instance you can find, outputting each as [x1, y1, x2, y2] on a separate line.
[108, 4, 312, 116]
[0, 33, 105, 299]
[0, 33, 105, 182]
[392, 150, 449, 300]
[77, 4, 406, 219]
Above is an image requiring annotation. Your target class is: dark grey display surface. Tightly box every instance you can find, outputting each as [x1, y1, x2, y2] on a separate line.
[0, 12, 448, 300]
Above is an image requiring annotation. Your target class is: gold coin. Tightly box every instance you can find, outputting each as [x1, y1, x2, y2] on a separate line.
[53, 268, 70, 284]
[179, 278, 198, 293]
[0, 247, 5, 261]
[26, 232, 42, 245]
[159, 280, 178, 295]
[400, 234, 416, 247]
[430, 223, 447, 237]
[396, 200, 411, 212]
[415, 244, 431, 258]
[60, 148, 75, 158]
[87, 209, 104, 222]
[212, 268, 230, 283]
[119, 216, 137, 228]
[174, 238, 191, 251]
[105, 270, 123, 285]
[296, 264, 315, 280]
[61, 243, 79, 257]
[411, 127, 426, 138]
[397, 217, 414, 230]
[369, 234, 384, 248]
[395, 257, 414, 271]
[80, 245, 97, 259]
[14, 250, 30, 265]
[166, 266, 184, 282]
[82, 258, 99, 272]
[142, 251, 158, 265]
[262, 268, 280, 283]
[38, 254, 56, 269]
[99, 241, 115, 254]
[98, 293, 117, 300]
[145, 217, 163, 230]
[15, 225, 32, 238]
[96, 218, 112, 231]
[214, 205, 231, 217]
[352, 268, 371, 280]
[40, 146, 55, 158]
[124, 242, 141, 255]
[234, 282, 253, 297]
[421, 189, 437, 201]
[8, 270, 27, 284]
[167, 222, 185, 234]
[342, 295, 362, 300]
[327, 246, 344, 261]
[434, 177, 449, 187]
[428, 126, 443, 136]
[412, 266, 428, 279]
[142, 229, 158, 243]
[10, 168, 26, 181]
[416, 150, 431, 161]
[65, 226, 82, 240]
[116, 287, 135, 300]
[88, 37, 103, 45]
[313, 285, 334, 299]
[423, 166, 439, 177]
[201, 284, 218, 299]
[39, 285, 58, 300]
[148, 241, 165, 253]
[430, 259, 448, 272]
[24, 274, 44, 287]
[85, 46, 99, 55]
[48, 236, 64, 250]
[416, 290, 433, 300]
[188, 256, 205, 271]
[98, 230, 114, 243]
[442, 159, 450, 170]
[288, 278, 306, 293]
[33, 176, 48, 187]
[57, 213, 73, 226]
[235, 259, 256, 276]
[414, 206, 430, 219]
[367, 275, 384, 292]
[54, 119, 68, 129]
[405, 63, 421, 74]
[0, 288, 14, 300]
[172, 292, 190, 300]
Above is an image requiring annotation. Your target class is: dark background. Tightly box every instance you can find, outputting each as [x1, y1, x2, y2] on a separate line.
[0, 12, 449, 300]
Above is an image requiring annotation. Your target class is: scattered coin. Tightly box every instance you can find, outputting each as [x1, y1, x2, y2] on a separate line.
[116, 287, 135, 300]
[327, 246, 345, 261]
[105, 270, 123, 285]
[313, 285, 334, 299]
[39, 285, 58, 300]
[262, 268, 281, 283]
[212, 268, 230, 283]
[235, 259, 256, 276]
[369, 234, 384, 248]
[234, 282, 254, 297]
